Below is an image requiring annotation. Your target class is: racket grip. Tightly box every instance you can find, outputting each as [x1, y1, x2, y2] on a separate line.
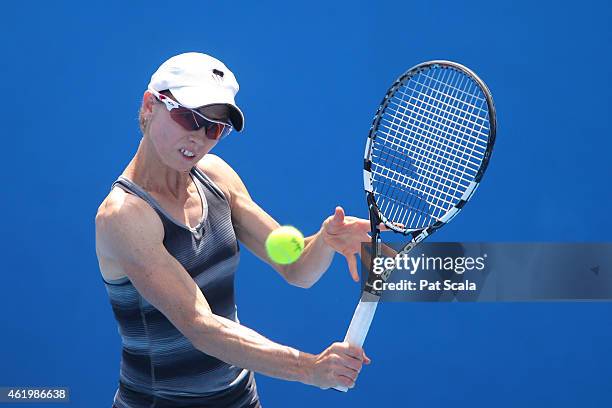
[333, 293, 379, 392]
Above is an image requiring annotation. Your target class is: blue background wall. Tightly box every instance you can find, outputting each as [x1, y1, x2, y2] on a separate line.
[1, 0, 611, 406]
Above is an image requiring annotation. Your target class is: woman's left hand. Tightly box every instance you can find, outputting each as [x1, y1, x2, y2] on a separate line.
[321, 206, 384, 282]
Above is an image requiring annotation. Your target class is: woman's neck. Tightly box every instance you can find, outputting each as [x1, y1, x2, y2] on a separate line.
[124, 137, 192, 200]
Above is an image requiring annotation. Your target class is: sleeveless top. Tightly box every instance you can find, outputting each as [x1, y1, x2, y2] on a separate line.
[103, 167, 256, 407]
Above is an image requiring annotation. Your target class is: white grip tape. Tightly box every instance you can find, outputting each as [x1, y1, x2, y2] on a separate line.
[333, 296, 379, 392]
[344, 300, 378, 346]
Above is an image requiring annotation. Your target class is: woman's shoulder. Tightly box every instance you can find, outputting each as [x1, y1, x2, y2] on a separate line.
[197, 153, 233, 175]
[95, 186, 161, 236]
[95, 185, 168, 283]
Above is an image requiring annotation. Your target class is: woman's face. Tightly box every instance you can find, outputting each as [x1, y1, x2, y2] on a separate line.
[144, 93, 230, 172]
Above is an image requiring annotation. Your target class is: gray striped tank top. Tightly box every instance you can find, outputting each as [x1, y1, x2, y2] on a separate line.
[103, 167, 258, 407]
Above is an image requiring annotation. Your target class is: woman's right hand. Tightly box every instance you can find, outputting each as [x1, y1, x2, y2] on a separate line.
[305, 342, 371, 389]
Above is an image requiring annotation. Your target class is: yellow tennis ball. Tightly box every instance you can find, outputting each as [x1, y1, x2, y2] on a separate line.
[265, 226, 305, 265]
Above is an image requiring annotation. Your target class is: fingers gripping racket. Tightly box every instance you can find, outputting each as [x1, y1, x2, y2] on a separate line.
[335, 61, 496, 392]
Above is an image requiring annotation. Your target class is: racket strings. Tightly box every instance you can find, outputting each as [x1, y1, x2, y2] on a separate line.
[370, 164, 455, 210]
[371, 147, 468, 204]
[380, 73, 486, 228]
[371, 136, 470, 203]
[398, 70, 488, 172]
[378, 119, 483, 178]
[376, 127, 479, 187]
[377, 85, 484, 192]
[370, 66, 491, 230]
[419, 73, 487, 107]
[381, 101, 487, 162]
[396, 85, 489, 138]
[380, 69, 488, 227]
[375, 76, 467, 226]
[384, 97, 488, 157]
[401, 80, 490, 141]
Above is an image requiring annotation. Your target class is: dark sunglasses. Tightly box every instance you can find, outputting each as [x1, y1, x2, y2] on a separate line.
[148, 88, 233, 140]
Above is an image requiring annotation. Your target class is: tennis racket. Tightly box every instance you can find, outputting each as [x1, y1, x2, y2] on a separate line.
[335, 61, 496, 392]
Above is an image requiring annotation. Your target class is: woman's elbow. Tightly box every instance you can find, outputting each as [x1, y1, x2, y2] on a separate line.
[282, 268, 315, 289]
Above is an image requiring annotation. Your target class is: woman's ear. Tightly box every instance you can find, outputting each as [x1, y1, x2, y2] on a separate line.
[139, 91, 156, 133]
[142, 91, 156, 113]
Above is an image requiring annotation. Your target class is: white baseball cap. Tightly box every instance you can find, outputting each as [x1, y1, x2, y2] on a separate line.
[148, 52, 245, 132]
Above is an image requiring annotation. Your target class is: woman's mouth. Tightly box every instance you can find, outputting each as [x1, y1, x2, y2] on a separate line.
[179, 148, 196, 159]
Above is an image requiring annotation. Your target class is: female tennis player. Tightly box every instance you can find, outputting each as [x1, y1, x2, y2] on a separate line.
[95, 52, 371, 408]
